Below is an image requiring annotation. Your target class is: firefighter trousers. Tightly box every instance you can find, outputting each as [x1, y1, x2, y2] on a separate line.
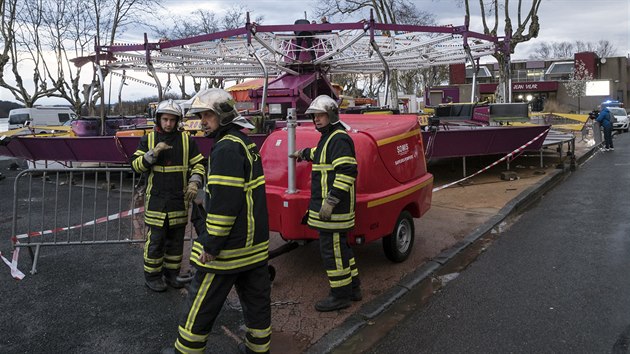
[174, 265, 272, 354]
[144, 223, 185, 280]
[319, 231, 361, 298]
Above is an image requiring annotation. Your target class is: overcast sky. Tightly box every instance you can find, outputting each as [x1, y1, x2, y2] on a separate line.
[154, 0, 629, 58]
[2, 0, 629, 106]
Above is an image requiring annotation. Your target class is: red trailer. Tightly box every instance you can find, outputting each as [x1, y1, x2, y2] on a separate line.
[261, 114, 433, 262]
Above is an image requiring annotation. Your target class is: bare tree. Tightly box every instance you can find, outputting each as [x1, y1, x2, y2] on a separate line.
[529, 40, 617, 60]
[564, 60, 593, 113]
[461, 0, 542, 103]
[316, 0, 441, 104]
[0, 0, 19, 93]
[0, 0, 61, 107]
[149, 4, 263, 98]
[152, 5, 263, 39]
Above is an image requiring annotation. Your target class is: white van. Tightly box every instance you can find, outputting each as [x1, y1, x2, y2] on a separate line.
[8, 106, 77, 130]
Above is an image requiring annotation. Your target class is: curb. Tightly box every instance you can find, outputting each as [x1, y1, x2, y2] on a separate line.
[307, 143, 599, 354]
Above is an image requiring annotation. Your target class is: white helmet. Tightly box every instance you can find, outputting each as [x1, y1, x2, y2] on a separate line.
[305, 95, 340, 124]
[155, 99, 183, 131]
[189, 88, 254, 129]
[155, 99, 183, 119]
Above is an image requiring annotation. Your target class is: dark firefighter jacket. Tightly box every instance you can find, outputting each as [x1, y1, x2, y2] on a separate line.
[131, 130, 205, 227]
[191, 127, 270, 274]
[301, 123, 358, 232]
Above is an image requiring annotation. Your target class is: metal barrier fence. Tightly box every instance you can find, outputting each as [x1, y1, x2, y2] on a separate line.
[11, 167, 149, 274]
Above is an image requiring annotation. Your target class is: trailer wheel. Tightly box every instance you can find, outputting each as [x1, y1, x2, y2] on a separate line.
[383, 211, 414, 263]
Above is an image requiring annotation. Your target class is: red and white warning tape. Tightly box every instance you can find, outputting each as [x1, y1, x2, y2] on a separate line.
[1, 247, 25, 280]
[4, 206, 144, 280]
[432, 127, 551, 193]
[12, 207, 144, 242]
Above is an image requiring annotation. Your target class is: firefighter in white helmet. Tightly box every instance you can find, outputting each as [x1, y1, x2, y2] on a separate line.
[290, 94, 362, 312]
[170, 88, 271, 354]
[131, 99, 205, 292]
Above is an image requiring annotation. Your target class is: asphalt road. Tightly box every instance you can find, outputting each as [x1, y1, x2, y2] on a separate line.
[0, 158, 246, 354]
[363, 133, 630, 353]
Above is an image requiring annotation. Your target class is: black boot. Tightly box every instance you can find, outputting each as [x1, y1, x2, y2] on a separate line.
[145, 277, 167, 292]
[351, 287, 363, 302]
[315, 295, 351, 312]
[164, 270, 186, 289]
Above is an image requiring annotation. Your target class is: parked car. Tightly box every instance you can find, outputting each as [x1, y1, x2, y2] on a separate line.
[608, 106, 629, 132]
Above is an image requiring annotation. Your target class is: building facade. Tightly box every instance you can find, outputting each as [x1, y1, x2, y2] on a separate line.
[426, 52, 630, 113]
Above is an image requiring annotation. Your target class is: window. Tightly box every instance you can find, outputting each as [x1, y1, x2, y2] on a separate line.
[58, 113, 70, 123]
[9, 113, 29, 125]
[545, 61, 574, 80]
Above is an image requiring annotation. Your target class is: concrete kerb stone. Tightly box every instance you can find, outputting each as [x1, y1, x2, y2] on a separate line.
[304, 315, 368, 354]
[308, 143, 600, 353]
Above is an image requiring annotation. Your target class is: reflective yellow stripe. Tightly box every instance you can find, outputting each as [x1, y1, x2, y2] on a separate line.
[333, 233, 343, 270]
[152, 165, 188, 173]
[326, 267, 351, 277]
[244, 175, 265, 191]
[206, 214, 236, 225]
[332, 156, 357, 167]
[145, 210, 167, 217]
[329, 277, 352, 288]
[148, 132, 155, 149]
[193, 240, 269, 258]
[192, 250, 268, 271]
[184, 272, 215, 330]
[190, 154, 204, 165]
[132, 157, 148, 172]
[163, 263, 180, 270]
[336, 174, 355, 184]
[333, 181, 351, 191]
[312, 164, 334, 171]
[170, 217, 188, 226]
[182, 134, 189, 169]
[164, 254, 183, 261]
[207, 175, 245, 187]
[144, 265, 163, 273]
[376, 128, 420, 146]
[367, 176, 433, 208]
[245, 340, 270, 353]
[177, 325, 209, 344]
[308, 218, 355, 230]
[247, 326, 272, 338]
[168, 210, 188, 217]
[206, 224, 231, 236]
[308, 210, 355, 220]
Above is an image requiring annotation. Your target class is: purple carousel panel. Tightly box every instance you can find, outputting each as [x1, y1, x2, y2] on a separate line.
[421, 125, 550, 159]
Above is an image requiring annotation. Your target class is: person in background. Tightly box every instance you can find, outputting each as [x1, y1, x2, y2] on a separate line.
[588, 109, 602, 146]
[596, 105, 614, 151]
[290, 95, 362, 312]
[171, 88, 271, 354]
[131, 99, 205, 292]
[293, 18, 316, 61]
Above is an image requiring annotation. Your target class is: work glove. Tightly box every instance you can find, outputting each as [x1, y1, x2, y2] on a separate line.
[289, 149, 306, 162]
[152, 142, 172, 157]
[318, 195, 339, 221]
[184, 181, 199, 205]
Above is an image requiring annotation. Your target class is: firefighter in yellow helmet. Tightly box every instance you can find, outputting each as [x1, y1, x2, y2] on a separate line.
[131, 99, 205, 292]
[290, 94, 361, 312]
[171, 89, 271, 354]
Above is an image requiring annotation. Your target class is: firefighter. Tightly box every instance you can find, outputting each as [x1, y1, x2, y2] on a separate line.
[131, 99, 205, 292]
[172, 88, 271, 354]
[290, 95, 362, 312]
